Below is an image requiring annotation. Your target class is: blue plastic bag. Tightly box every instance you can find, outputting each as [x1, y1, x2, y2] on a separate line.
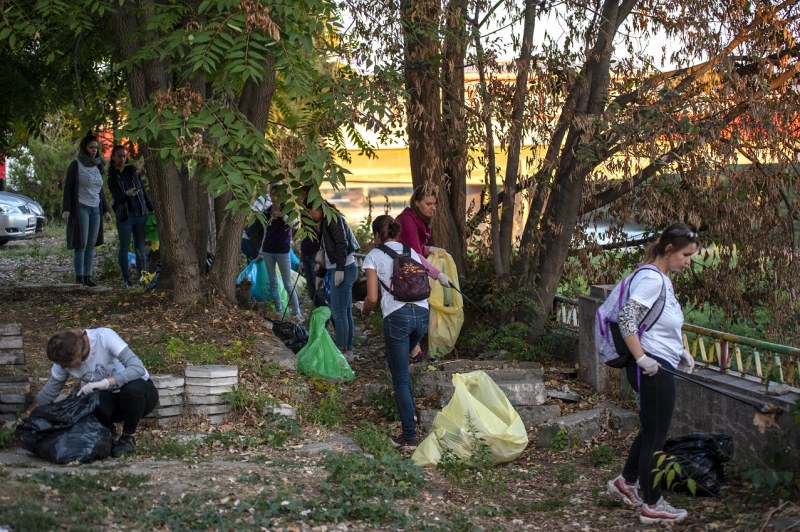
[237, 256, 287, 309]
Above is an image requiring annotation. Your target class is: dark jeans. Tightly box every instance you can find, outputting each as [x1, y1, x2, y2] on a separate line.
[94, 378, 159, 435]
[330, 263, 357, 350]
[383, 304, 429, 441]
[622, 355, 676, 505]
[116, 213, 147, 283]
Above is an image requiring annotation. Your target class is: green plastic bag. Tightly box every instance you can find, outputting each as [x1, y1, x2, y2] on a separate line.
[296, 306, 354, 381]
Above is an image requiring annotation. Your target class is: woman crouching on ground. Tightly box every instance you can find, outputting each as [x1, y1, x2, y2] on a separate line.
[606, 223, 699, 524]
[357, 215, 429, 449]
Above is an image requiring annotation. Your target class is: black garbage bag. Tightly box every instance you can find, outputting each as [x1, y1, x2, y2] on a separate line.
[271, 319, 309, 353]
[660, 432, 734, 498]
[16, 393, 114, 464]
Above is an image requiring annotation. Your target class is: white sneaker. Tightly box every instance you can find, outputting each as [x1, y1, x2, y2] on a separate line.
[640, 496, 688, 524]
[607, 474, 643, 507]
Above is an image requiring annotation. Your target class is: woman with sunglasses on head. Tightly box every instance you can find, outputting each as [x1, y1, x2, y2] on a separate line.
[108, 145, 154, 287]
[62, 131, 112, 287]
[606, 223, 699, 524]
[22, 328, 158, 458]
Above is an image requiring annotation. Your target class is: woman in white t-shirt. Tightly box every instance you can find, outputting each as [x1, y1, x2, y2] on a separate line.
[24, 328, 158, 458]
[358, 215, 429, 449]
[606, 223, 699, 525]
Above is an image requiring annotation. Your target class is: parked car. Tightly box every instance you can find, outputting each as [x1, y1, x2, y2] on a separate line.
[0, 191, 47, 246]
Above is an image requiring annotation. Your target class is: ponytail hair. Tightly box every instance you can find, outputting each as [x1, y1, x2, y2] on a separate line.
[644, 223, 699, 263]
[372, 214, 401, 244]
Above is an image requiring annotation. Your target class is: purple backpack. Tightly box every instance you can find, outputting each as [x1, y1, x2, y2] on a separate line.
[377, 244, 431, 302]
[594, 265, 666, 368]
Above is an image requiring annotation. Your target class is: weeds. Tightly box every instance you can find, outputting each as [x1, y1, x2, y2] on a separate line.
[299, 378, 346, 428]
[590, 444, 614, 467]
[223, 386, 276, 413]
[435, 414, 505, 498]
[352, 421, 398, 459]
[556, 464, 577, 484]
[137, 434, 201, 460]
[652, 452, 697, 495]
[0, 426, 15, 448]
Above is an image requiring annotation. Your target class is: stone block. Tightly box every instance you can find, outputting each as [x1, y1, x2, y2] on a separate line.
[0, 377, 29, 394]
[188, 403, 231, 415]
[156, 394, 184, 407]
[418, 409, 439, 433]
[185, 365, 238, 379]
[146, 405, 183, 418]
[263, 403, 297, 419]
[151, 375, 185, 388]
[537, 408, 605, 448]
[515, 404, 562, 429]
[186, 394, 228, 405]
[600, 403, 639, 435]
[496, 381, 547, 406]
[206, 413, 228, 425]
[363, 382, 391, 404]
[184, 376, 239, 386]
[0, 413, 16, 422]
[0, 403, 23, 413]
[185, 383, 236, 395]
[0, 394, 26, 404]
[155, 387, 184, 397]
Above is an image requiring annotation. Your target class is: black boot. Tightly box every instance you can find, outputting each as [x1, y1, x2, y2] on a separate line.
[83, 276, 97, 287]
[76, 275, 84, 284]
[112, 433, 136, 458]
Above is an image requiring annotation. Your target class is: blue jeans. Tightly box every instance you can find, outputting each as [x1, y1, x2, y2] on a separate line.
[116, 213, 147, 283]
[263, 252, 301, 316]
[74, 205, 100, 276]
[384, 304, 429, 441]
[329, 263, 357, 350]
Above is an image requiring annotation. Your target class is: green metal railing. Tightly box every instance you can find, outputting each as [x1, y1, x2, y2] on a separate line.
[682, 323, 800, 387]
[552, 295, 800, 387]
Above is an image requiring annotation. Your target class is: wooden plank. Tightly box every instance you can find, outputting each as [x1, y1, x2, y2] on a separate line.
[0, 351, 25, 364]
[0, 337, 23, 349]
[0, 323, 22, 335]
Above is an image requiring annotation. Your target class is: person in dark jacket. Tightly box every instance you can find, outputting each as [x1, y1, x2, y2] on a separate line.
[62, 131, 111, 287]
[305, 199, 359, 356]
[107, 145, 154, 287]
[260, 184, 302, 318]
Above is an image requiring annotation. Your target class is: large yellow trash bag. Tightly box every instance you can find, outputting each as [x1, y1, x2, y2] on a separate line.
[412, 371, 528, 467]
[426, 249, 464, 359]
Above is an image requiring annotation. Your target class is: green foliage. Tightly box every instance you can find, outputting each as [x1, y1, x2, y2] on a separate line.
[369, 385, 400, 422]
[137, 434, 201, 460]
[589, 444, 615, 467]
[551, 427, 569, 451]
[223, 386, 276, 413]
[299, 378, 346, 428]
[164, 337, 218, 365]
[652, 452, 697, 496]
[0, 426, 15, 448]
[0, 501, 58, 531]
[351, 421, 398, 459]
[555, 464, 577, 484]
[435, 413, 504, 497]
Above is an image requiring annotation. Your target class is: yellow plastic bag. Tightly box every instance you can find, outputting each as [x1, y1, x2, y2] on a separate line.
[426, 250, 464, 359]
[412, 371, 528, 467]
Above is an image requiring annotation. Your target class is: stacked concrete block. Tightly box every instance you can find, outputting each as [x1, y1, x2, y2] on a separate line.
[0, 376, 29, 422]
[184, 365, 238, 424]
[146, 374, 185, 425]
[0, 323, 24, 365]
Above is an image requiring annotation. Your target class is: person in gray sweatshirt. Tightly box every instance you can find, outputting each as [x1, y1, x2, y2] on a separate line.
[24, 328, 158, 458]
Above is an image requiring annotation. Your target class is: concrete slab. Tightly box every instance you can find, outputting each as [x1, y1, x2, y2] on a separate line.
[515, 405, 562, 429]
[186, 394, 228, 405]
[188, 404, 231, 415]
[537, 408, 605, 448]
[185, 365, 238, 378]
[151, 375, 185, 388]
[184, 376, 239, 386]
[184, 383, 235, 395]
[155, 394, 184, 407]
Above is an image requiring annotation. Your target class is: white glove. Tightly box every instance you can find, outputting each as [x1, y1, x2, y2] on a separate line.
[61, 211, 70, 221]
[353, 301, 365, 314]
[125, 188, 138, 197]
[437, 273, 451, 287]
[428, 246, 444, 255]
[103, 212, 112, 224]
[78, 379, 110, 396]
[334, 271, 344, 286]
[678, 349, 696, 373]
[636, 355, 660, 376]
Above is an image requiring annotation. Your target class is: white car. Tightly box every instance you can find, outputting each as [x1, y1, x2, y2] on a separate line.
[0, 191, 47, 246]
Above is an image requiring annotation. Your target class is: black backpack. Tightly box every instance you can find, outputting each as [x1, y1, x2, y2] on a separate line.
[377, 244, 431, 302]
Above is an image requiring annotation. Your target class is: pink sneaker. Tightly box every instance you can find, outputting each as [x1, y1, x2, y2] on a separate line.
[639, 497, 688, 524]
[607, 474, 643, 507]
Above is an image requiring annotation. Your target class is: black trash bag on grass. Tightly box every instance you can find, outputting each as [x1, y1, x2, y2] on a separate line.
[16, 392, 114, 464]
[270, 319, 309, 353]
[660, 432, 734, 498]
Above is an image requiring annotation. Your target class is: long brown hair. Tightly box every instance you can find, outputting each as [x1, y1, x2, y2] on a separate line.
[408, 182, 438, 224]
[643, 223, 699, 263]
